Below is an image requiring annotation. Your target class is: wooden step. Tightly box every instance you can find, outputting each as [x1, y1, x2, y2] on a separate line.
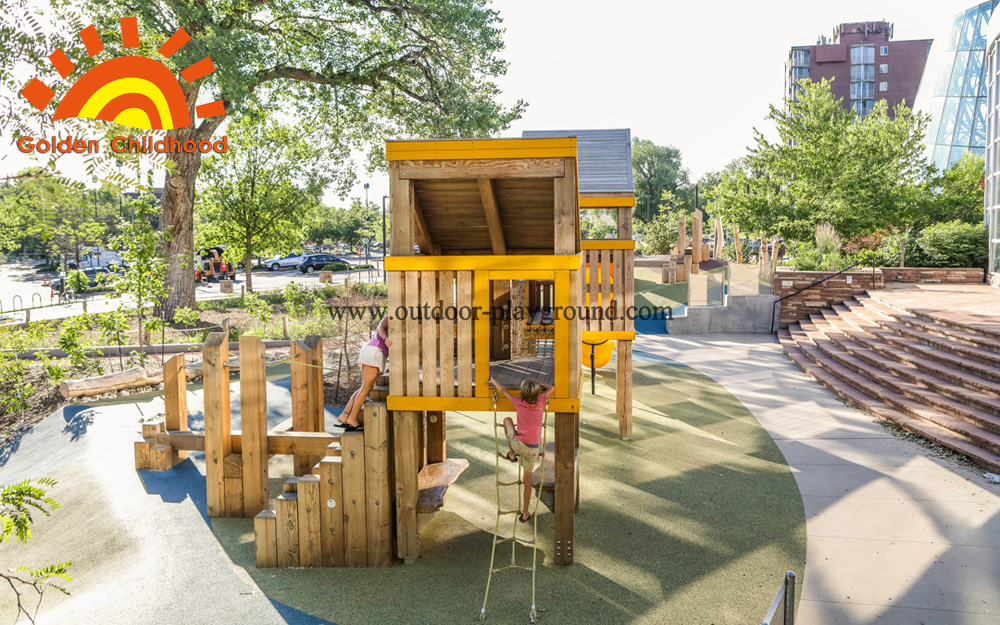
[787, 325, 1000, 456]
[798, 320, 1000, 435]
[779, 329, 1000, 473]
[416, 458, 469, 513]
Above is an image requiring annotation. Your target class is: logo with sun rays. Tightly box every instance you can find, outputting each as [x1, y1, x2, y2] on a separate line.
[20, 16, 225, 130]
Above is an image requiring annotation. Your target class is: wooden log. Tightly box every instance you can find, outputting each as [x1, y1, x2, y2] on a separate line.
[393, 410, 420, 564]
[675, 215, 686, 257]
[148, 444, 172, 471]
[134, 438, 153, 470]
[291, 339, 312, 476]
[239, 335, 268, 517]
[141, 420, 164, 438]
[306, 335, 324, 433]
[426, 411, 445, 464]
[203, 332, 231, 518]
[341, 431, 368, 567]
[554, 412, 575, 565]
[59, 366, 158, 398]
[683, 249, 693, 282]
[163, 354, 187, 432]
[734, 224, 743, 263]
[275, 492, 299, 567]
[692, 209, 703, 265]
[316, 456, 345, 567]
[254, 510, 278, 568]
[297, 475, 323, 568]
[617, 341, 633, 440]
[364, 402, 393, 567]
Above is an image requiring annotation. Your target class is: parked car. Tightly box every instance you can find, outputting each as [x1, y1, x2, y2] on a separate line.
[264, 253, 305, 271]
[66, 248, 123, 270]
[297, 254, 351, 273]
[51, 267, 121, 296]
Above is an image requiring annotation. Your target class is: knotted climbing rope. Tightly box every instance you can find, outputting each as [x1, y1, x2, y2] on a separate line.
[480, 392, 548, 623]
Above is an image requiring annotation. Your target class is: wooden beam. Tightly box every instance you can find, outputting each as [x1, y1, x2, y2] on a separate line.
[617, 340, 633, 440]
[386, 138, 576, 161]
[297, 475, 322, 568]
[426, 411, 446, 464]
[554, 412, 575, 565]
[393, 410, 420, 564]
[254, 510, 277, 568]
[553, 157, 579, 255]
[290, 340, 312, 476]
[163, 353, 188, 466]
[477, 178, 507, 255]
[412, 192, 441, 255]
[386, 255, 581, 272]
[389, 162, 415, 257]
[306, 335, 324, 433]
[364, 402, 393, 567]
[239, 335, 269, 517]
[396, 157, 566, 180]
[203, 332, 231, 518]
[275, 491, 299, 567]
[388, 271, 405, 397]
[386, 395, 580, 413]
[316, 456, 345, 567]
[341, 432, 368, 567]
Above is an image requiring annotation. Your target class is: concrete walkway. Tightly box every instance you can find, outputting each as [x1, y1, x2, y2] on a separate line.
[638, 333, 1000, 625]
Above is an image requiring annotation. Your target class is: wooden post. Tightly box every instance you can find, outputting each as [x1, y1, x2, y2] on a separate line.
[734, 224, 743, 263]
[275, 490, 299, 567]
[364, 402, 393, 567]
[203, 332, 231, 518]
[617, 341, 633, 440]
[291, 339, 312, 476]
[240, 335, 269, 517]
[683, 249, 693, 282]
[714, 217, 724, 259]
[692, 209, 703, 266]
[341, 431, 368, 567]
[223, 454, 244, 517]
[554, 412, 575, 565]
[426, 411, 446, 464]
[254, 510, 277, 568]
[417, 411, 427, 471]
[306, 335, 324, 433]
[393, 410, 420, 564]
[282, 316, 290, 340]
[317, 456, 345, 567]
[510, 280, 526, 357]
[163, 354, 188, 465]
[297, 475, 322, 568]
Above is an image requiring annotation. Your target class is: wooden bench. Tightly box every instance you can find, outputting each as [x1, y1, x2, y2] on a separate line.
[415, 458, 469, 533]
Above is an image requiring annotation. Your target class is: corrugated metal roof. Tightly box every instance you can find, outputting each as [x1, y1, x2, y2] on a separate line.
[521, 129, 634, 194]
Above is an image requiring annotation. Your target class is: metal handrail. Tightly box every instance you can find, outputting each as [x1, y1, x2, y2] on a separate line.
[770, 261, 872, 333]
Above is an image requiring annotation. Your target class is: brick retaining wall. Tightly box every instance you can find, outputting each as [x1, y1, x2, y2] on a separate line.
[774, 270, 884, 327]
[879, 267, 984, 284]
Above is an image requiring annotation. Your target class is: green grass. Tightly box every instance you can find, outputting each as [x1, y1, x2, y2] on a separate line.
[634, 267, 688, 311]
[210, 357, 805, 624]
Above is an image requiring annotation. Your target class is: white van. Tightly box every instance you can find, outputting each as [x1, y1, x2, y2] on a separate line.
[67, 248, 124, 270]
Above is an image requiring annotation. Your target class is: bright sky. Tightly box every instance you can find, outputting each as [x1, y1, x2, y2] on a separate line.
[0, 0, 979, 208]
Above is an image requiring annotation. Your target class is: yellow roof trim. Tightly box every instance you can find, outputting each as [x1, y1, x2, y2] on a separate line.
[386, 137, 577, 161]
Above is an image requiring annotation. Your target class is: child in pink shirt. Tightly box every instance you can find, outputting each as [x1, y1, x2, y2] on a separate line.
[489, 376, 554, 522]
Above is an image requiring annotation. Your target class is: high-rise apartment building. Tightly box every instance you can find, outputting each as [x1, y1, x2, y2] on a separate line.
[786, 21, 932, 118]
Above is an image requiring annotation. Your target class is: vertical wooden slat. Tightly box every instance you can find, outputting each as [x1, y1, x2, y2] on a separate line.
[616, 204, 633, 240]
[275, 491, 299, 567]
[389, 164, 414, 257]
[439, 271, 455, 396]
[291, 339, 311, 476]
[612, 250, 624, 331]
[426, 411, 445, 464]
[569, 256, 582, 398]
[554, 270, 570, 396]
[588, 250, 598, 331]
[623, 248, 635, 333]
[254, 510, 277, 568]
[317, 456, 345, 567]
[600, 249, 611, 332]
[554, 412, 575, 565]
[364, 402, 393, 567]
[617, 341, 633, 439]
[341, 431, 368, 567]
[239, 335, 268, 517]
[306, 335, 324, 432]
[420, 270, 438, 396]
[388, 271, 405, 397]
[297, 475, 322, 567]
[405, 272, 421, 395]
[417, 412, 427, 471]
[474, 272, 491, 397]
[163, 353, 188, 466]
[393, 410, 420, 564]
[457, 271, 474, 396]
[203, 332, 231, 518]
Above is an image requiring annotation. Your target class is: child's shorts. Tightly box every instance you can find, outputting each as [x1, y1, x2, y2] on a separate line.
[358, 345, 386, 372]
[505, 427, 540, 473]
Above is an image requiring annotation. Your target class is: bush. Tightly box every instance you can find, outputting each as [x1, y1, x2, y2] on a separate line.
[722, 241, 754, 263]
[876, 230, 923, 267]
[915, 220, 987, 268]
[321, 262, 349, 272]
[638, 212, 678, 257]
[172, 307, 200, 327]
[66, 270, 88, 293]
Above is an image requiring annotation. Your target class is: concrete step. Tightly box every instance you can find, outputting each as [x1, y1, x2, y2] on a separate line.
[814, 312, 1000, 398]
[856, 294, 1000, 354]
[798, 319, 1000, 434]
[778, 328, 1000, 473]
[824, 305, 1000, 385]
[867, 289, 1000, 342]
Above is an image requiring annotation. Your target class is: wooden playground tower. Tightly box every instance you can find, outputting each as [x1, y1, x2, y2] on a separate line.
[134, 132, 635, 569]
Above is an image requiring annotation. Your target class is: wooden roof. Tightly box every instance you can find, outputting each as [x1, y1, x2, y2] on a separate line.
[386, 137, 579, 255]
[521, 129, 634, 195]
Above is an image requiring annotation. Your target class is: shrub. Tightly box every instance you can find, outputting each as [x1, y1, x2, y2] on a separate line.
[172, 306, 200, 327]
[915, 220, 988, 268]
[240, 292, 272, 323]
[283, 282, 313, 317]
[722, 241, 754, 263]
[814, 222, 842, 257]
[638, 212, 678, 256]
[66, 270, 88, 293]
[321, 262, 349, 272]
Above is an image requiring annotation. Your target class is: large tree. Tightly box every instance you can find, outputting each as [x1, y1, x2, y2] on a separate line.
[712, 79, 931, 241]
[197, 114, 328, 290]
[77, 0, 524, 317]
[632, 137, 689, 223]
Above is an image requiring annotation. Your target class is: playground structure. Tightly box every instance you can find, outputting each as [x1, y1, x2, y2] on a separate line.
[135, 132, 636, 569]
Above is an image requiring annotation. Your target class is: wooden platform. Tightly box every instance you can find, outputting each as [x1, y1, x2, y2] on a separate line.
[416, 458, 469, 513]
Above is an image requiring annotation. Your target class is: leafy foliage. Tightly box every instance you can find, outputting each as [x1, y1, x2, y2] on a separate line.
[632, 137, 689, 223]
[638, 212, 679, 256]
[110, 201, 168, 345]
[172, 307, 200, 327]
[240, 292, 272, 323]
[915, 220, 988, 268]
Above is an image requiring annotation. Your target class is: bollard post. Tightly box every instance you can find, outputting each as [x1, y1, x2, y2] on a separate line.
[783, 571, 796, 625]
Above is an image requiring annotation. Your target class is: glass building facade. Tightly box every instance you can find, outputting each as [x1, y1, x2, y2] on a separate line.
[984, 11, 1000, 278]
[919, 1, 998, 171]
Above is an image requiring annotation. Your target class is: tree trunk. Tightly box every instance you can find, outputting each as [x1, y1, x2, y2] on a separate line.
[245, 232, 254, 291]
[159, 84, 225, 320]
